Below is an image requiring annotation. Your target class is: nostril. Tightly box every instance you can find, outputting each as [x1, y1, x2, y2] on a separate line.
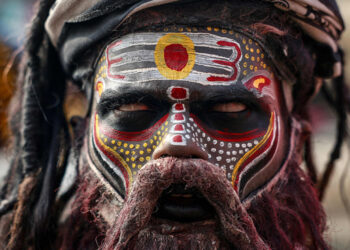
[160, 154, 170, 159]
[189, 155, 200, 159]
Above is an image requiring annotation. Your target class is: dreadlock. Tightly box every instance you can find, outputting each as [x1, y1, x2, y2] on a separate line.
[0, 0, 70, 248]
[0, 0, 348, 249]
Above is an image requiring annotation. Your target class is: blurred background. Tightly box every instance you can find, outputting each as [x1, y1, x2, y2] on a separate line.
[0, 0, 349, 248]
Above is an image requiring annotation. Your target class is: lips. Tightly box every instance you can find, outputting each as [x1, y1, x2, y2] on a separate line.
[154, 184, 215, 222]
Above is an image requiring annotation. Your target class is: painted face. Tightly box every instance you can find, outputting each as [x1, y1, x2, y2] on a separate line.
[88, 27, 288, 200]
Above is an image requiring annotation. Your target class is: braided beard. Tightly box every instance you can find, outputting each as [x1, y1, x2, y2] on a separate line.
[57, 154, 327, 249]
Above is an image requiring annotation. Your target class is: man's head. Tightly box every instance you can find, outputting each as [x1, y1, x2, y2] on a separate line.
[0, 0, 347, 249]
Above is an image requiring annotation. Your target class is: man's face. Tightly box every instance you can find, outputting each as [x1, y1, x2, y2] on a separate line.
[88, 26, 288, 202]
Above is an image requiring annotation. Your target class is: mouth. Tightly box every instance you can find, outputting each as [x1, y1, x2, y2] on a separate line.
[153, 184, 216, 222]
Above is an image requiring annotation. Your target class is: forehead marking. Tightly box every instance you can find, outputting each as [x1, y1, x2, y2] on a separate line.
[105, 32, 254, 85]
[207, 41, 242, 83]
[154, 33, 195, 80]
[106, 40, 125, 80]
[167, 86, 189, 100]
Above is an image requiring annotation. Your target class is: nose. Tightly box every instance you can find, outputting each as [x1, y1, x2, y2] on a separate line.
[153, 133, 209, 160]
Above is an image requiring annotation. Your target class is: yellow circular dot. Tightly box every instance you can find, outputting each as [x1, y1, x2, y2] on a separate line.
[112, 140, 115, 144]
[150, 139, 154, 144]
[263, 64, 267, 69]
[207, 26, 212, 31]
[165, 121, 169, 125]
[132, 151, 136, 155]
[251, 56, 255, 62]
[178, 27, 183, 32]
[138, 165, 142, 169]
[153, 145, 156, 149]
[243, 38, 246, 44]
[132, 163, 136, 168]
[162, 131, 165, 136]
[161, 126, 164, 130]
[260, 61, 264, 66]
[154, 136, 157, 140]
[117, 141, 122, 146]
[129, 144, 134, 149]
[257, 49, 261, 54]
[133, 171, 137, 175]
[250, 48, 254, 53]
[245, 53, 249, 59]
[257, 57, 260, 62]
[214, 27, 219, 32]
[186, 27, 191, 32]
[245, 45, 249, 51]
[143, 143, 148, 147]
[250, 65, 254, 70]
[156, 141, 160, 145]
[140, 157, 145, 162]
[157, 131, 161, 135]
[229, 30, 233, 35]
[243, 62, 247, 68]
[120, 149, 124, 153]
[125, 150, 130, 155]
[261, 54, 265, 58]
[126, 158, 130, 162]
[136, 144, 140, 149]
[243, 70, 247, 76]
[131, 157, 135, 162]
[104, 138, 107, 143]
[113, 146, 117, 150]
[147, 148, 152, 153]
[140, 150, 144, 155]
[254, 66, 258, 71]
[249, 39, 253, 44]
[222, 29, 227, 34]
[123, 143, 128, 148]
[146, 156, 151, 161]
[165, 128, 168, 132]
[158, 136, 162, 141]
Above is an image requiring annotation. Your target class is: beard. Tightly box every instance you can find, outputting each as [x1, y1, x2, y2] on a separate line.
[57, 154, 328, 250]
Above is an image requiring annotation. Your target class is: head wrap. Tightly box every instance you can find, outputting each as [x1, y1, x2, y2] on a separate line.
[44, 0, 344, 82]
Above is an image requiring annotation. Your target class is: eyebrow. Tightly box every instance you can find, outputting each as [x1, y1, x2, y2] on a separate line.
[97, 89, 165, 116]
[202, 84, 258, 102]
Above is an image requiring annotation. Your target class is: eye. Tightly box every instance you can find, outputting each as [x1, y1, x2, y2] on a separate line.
[117, 103, 150, 112]
[211, 102, 247, 113]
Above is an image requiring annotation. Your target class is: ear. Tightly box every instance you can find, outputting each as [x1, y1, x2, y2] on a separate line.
[64, 81, 89, 138]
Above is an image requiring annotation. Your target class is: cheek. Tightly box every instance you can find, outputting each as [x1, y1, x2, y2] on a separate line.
[189, 112, 278, 194]
[90, 112, 169, 194]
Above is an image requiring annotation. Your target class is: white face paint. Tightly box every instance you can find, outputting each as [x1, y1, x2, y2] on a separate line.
[89, 27, 288, 200]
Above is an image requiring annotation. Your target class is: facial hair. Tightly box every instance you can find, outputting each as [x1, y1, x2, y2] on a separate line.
[57, 154, 327, 250]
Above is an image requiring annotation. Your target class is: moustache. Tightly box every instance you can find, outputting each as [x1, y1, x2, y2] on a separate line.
[102, 157, 268, 249]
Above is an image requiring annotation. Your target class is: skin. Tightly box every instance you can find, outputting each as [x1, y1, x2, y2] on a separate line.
[88, 26, 289, 202]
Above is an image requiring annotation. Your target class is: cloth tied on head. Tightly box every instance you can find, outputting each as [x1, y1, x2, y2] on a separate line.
[44, 0, 344, 84]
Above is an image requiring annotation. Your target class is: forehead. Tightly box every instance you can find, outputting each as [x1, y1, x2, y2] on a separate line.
[95, 28, 275, 94]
